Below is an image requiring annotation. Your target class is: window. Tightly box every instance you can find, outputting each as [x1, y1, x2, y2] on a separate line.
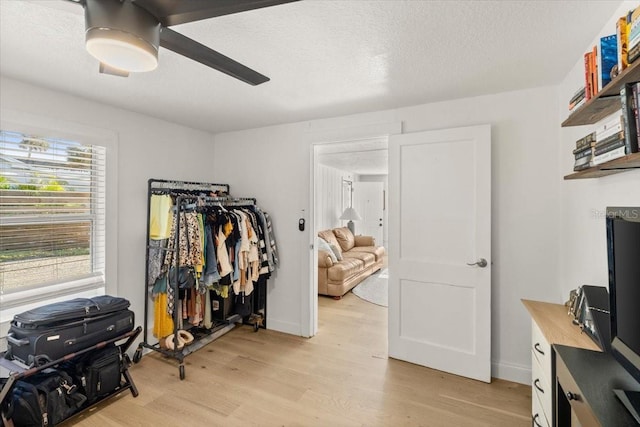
[0, 130, 106, 298]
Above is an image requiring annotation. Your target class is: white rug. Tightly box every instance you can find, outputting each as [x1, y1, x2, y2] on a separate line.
[352, 268, 388, 307]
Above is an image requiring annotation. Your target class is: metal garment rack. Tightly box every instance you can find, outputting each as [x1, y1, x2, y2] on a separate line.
[134, 179, 265, 380]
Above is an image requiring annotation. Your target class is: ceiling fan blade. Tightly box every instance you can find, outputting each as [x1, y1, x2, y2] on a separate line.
[133, 0, 299, 27]
[99, 63, 130, 78]
[61, 0, 85, 5]
[160, 27, 269, 85]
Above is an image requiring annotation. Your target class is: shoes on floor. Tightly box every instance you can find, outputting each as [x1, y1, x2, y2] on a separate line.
[159, 329, 195, 350]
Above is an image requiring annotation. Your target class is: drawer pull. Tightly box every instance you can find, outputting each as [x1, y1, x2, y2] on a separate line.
[534, 343, 545, 356]
[566, 391, 579, 401]
[533, 378, 545, 394]
[533, 413, 543, 427]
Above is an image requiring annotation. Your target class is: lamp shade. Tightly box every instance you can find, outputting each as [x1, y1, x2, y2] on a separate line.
[339, 207, 361, 221]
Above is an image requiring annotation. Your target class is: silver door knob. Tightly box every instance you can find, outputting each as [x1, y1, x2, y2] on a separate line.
[466, 258, 488, 268]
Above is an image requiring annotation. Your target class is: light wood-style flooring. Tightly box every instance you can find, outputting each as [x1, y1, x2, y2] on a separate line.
[67, 293, 531, 426]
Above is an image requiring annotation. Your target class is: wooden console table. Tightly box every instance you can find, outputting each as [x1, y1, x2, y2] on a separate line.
[522, 300, 601, 427]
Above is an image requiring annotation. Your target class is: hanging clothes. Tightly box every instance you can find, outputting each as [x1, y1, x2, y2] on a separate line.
[149, 192, 279, 335]
[149, 194, 173, 240]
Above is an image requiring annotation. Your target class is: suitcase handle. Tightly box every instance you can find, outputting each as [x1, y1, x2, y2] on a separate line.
[6, 332, 29, 346]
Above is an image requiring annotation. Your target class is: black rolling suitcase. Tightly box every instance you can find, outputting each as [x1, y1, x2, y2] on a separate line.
[6, 295, 134, 367]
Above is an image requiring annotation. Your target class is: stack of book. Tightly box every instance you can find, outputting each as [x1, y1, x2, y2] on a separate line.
[593, 114, 625, 166]
[569, 87, 586, 111]
[573, 132, 596, 171]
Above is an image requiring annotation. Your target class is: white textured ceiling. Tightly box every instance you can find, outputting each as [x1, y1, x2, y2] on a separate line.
[0, 0, 622, 135]
[317, 137, 388, 175]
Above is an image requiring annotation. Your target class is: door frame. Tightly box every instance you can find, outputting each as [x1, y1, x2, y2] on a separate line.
[306, 122, 401, 337]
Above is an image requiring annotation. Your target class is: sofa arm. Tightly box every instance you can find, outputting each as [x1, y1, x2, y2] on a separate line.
[318, 250, 334, 268]
[354, 235, 375, 247]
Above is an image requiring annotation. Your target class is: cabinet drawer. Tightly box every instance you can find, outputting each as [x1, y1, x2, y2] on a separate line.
[532, 390, 550, 427]
[556, 350, 600, 427]
[532, 321, 551, 377]
[531, 350, 552, 423]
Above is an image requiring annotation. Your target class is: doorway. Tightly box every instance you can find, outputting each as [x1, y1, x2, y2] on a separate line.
[312, 137, 389, 338]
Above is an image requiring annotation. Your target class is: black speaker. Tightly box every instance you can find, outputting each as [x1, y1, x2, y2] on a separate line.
[578, 285, 611, 352]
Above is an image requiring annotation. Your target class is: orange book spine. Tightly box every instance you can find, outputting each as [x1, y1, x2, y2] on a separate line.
[591, 45, 598, 94]
[585, 52, 592, 100]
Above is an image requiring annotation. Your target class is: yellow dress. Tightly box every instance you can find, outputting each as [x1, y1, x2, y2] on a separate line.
[153, 292, 174, 338]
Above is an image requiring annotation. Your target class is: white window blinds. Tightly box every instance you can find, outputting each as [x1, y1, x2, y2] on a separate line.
[0, 130, 106, 295]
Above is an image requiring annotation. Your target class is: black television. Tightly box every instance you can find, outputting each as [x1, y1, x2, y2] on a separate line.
[606, 206, 640, 422]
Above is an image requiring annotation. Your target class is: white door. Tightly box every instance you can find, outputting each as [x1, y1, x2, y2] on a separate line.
[388, 124, 491, 382]
[352, 181, 384, 244]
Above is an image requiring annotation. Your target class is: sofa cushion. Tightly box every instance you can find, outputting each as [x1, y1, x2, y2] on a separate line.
[318, 230, 343, 257]
[354, 235, 375, 247]
[349, 246, 386, 261]
[328, 243, 343, 261]
[333, 227, 355, 252]
[343, 251, 375, 268]
[327, 258, 364, 282]
[317, 237, 337, 262]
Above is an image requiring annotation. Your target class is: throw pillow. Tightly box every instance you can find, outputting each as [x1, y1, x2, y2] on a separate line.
[317, 238, 337, 263]
[329, 243, 344, 261]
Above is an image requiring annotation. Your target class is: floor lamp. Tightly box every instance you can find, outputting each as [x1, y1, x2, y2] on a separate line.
[340, 180, 361, 234]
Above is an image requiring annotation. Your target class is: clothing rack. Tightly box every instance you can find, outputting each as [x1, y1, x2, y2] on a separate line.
[134, 179, 273, 380]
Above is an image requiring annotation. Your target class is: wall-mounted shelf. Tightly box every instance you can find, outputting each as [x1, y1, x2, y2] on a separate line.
[562, 59, 640, 127]
[562, 59, 640, 179]
[564, 152, 640, 180]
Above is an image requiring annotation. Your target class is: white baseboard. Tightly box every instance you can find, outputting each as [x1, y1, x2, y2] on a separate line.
[492, 360, 530, 385]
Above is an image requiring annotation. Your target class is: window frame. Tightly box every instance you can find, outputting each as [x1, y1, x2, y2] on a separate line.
[0, 109, 118, 317]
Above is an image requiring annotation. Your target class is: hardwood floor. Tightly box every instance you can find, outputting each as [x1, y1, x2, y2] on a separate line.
[67, 293, 531, 426]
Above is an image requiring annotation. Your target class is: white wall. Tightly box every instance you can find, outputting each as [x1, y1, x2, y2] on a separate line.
[315, 164, 353, 231]
[0, 77, 217, 350]
[213, 85, 561, 384]
[558, 0, 640, 301]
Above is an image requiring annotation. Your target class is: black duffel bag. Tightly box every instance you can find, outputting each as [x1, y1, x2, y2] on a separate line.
[6, 369, 86, 427]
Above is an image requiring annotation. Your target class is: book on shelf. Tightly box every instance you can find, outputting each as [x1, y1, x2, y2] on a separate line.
[629, 42, 640, 64]
[584, 52, 593, 100]
[595, 114, 623, 142]
[591, 45, 598, 96]
[593, 146, 627, 165]
[620, 84, 639, 154]
[628, 7, 640, 52]
[573, 162, 593, 172]
[574, 146, 594, 160]
[618, 16, 629, 72]
[633, 83, 640, 150]
[594, 139, 626, 156]
[600, 34, 618, 88]
[569, 96, 587, 111]
[574, 154, 592, 169]
[595, 130, 624, 149]
[569, 87, 586, 110]
[575, 132, 596, 151]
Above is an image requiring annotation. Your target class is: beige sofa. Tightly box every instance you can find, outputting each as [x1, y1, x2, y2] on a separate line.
[317, 227, 385, 298]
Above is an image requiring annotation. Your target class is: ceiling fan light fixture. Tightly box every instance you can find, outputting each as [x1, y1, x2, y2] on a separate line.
[86, 28, 158, 72]
[84, 0, 160, 73]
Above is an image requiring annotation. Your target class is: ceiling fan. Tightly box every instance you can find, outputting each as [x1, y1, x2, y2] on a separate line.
[65, 0, 298, 84]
